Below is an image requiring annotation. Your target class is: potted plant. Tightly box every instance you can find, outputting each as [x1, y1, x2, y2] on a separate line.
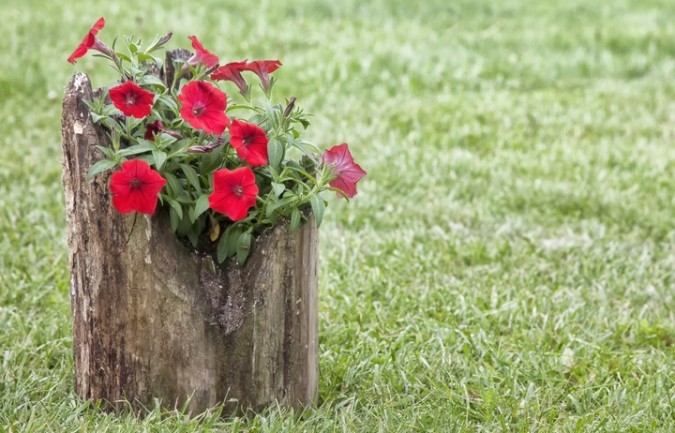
[61, 17, 365, 414]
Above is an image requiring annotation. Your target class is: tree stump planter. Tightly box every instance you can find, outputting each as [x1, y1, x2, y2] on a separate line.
[60, 72, 319, 415]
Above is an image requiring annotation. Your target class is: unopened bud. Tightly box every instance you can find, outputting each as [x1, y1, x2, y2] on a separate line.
[158, 32, 173, 47]
[283, 96, 296, 119]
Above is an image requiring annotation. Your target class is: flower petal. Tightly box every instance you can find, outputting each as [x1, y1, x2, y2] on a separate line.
[109, 160, 166, 214]
[323, 143, 366, 198]
[109, 81, 155, 119]
[209, 167, 259, 221]
[187, 35, 219, 68]
[229, 120, 269, 166]
[67, 17, 105, 64]
[178, 81, 229, 135]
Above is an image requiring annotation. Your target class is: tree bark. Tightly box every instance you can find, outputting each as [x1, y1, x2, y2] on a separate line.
[60, 72, 318, 415]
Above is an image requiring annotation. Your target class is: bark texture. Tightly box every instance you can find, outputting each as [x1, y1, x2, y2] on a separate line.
[60, 72, 318, 414]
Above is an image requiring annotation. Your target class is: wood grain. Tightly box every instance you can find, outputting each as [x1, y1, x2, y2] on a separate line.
[60, 72, 318, 415]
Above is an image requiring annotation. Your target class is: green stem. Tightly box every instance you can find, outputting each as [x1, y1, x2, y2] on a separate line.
[226, 104, 264, 114]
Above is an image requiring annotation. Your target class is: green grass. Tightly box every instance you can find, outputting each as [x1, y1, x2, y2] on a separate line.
[1, 0, 674, 431]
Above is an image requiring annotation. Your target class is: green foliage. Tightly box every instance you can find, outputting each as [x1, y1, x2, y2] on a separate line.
[82, 32, 343, 263]
[1, 0, 674, 431]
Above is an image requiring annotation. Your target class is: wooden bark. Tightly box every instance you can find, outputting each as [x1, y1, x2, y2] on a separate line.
[60, 72, 318, 414]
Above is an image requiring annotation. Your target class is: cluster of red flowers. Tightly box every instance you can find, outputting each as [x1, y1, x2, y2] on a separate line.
[69, 17, 366, 237]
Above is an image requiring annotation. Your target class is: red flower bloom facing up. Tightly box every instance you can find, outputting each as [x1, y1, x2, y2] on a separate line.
[229, 120, 269, 166]
[67, 17, 112, 64]
[211, 60, 250, 95]
[178, 81, 229, 135]
[209, 167, 259, 221]
[186, 35, 219, 68]
[243, 60, 282, 93]
[109, 81, 155, 119]
[110, 159, 167, 215]
[322, 143, 366, 198]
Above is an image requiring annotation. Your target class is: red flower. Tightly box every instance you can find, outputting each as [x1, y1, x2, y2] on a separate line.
[109, 159, 167, 215]
[211, 60, 249, 95]
[178, 81, 229, 135]
[144, 120, 163, 140]
[186, 35, 219, 68]
[209, 167, 259, 221]
[109, 81, 155, 119]
[67, 17, 112, 64]
[144, 119, 182, 140]
[243, 60, 282, 92]
[322, 143, 366, 198]
[229, 120, 269, 166]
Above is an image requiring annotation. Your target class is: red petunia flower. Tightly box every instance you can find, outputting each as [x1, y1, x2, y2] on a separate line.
[109, 81, 155, 119]
[243, 60, 282, 93]
[229, 120, 269, 166]
[186, 35, 219, 68]
[144, 119, 182, 140]
[211, 60, 250, 95]
[322, 143, 366, 198]
[178, 81, 229, 135]
[109, 159, 167, 215]
[209, 167, 259, 221]
[144, 120, 163, 140]
[67, 17, 113, 64]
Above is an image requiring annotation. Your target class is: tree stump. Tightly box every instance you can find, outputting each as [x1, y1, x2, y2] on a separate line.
[60, 72, 319, 414]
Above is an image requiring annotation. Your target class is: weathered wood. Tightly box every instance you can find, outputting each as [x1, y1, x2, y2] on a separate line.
[60, 72, 318, 414]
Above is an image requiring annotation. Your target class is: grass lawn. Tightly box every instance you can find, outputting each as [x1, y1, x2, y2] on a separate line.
[1, 0, 674, 431]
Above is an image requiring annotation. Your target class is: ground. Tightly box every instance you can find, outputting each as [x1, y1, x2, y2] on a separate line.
[0, 0, 674, 431]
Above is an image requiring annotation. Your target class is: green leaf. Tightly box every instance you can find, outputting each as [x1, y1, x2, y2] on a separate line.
[116, 52, 132, 62]
[135, 138, 156, 149]
[96, 145, 116, 159]
[217, 225, 242, 263]
[167, 199, 183, 220]
[157, 94, 179, 112]
[169, 206, 180, 232]
[194, 194, 210, 219]
[153, 150, 167, 170]
[138, 74, 166, 89]
[310, 194, 325, 228]
[266, 165, 280, 179]
[267, 138, 284, 169]
[187, 229, 199, 248]
[90, 112, 105, 123]
[180, 164, 201, 191]
[216, 232, 229, 263]
[158, 133, 178, 149]
[271, 182, 285, 197]
[136, 52, 156, 64]
[236, 231, 252, 264]
[188, 207, 197, 224]
[290, 207, 302, 233]
[86, 159, 117, 180]
[117, 141, 153, 157]
[176, 208, 194, 236]
[164, 172, 183, 197]
[292, 140, 319, 159]
[265, 196, 296, 217]
[168, 139, 193, 158]
[137, 154, 155, 166]
[126, 116, 143, 132]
